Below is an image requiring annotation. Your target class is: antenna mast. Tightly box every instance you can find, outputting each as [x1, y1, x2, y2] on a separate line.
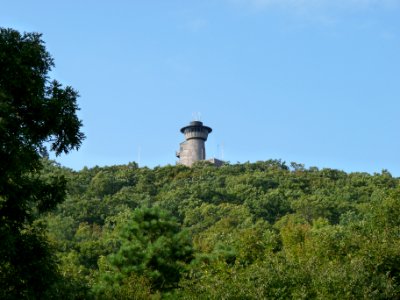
[192, 112, 202, 121]
[137, 146, 141, 167]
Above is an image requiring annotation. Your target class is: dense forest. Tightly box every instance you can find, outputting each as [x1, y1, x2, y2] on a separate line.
[38, 159, 400, 298]
[1, 27, 399, 299]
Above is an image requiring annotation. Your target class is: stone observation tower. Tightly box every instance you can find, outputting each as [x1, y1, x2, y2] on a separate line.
[176, 121, 212, 167]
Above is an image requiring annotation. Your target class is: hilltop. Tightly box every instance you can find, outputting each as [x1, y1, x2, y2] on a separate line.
[40, 159, 400, 298]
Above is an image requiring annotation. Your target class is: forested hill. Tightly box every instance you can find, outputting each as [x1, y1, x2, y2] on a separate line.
[42, 159, 400, 298]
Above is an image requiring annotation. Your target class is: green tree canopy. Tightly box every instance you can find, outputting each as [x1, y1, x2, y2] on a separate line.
[0, 28, 84, 298]
[105, 207, 193, 291]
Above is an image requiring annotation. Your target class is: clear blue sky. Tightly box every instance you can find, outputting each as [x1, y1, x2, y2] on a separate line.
[2, 0, 400, 175]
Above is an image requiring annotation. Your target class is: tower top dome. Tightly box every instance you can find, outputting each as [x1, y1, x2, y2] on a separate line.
[180, 121, 212, 134]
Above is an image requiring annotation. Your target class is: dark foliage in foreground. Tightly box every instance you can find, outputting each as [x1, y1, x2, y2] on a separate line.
[0, 28, 84, 298]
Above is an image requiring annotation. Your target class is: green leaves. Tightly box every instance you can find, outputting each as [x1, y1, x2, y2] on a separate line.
[107, 207, 193, 291]
[0, 28, 84, 298]
[41, 161, 400, 298]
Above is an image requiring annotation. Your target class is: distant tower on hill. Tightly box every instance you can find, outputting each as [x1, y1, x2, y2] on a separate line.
[176, 121, 212, 167]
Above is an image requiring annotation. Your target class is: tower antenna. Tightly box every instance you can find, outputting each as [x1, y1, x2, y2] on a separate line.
[137, 146, 141, 167]
[192, 112, 202, 121]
